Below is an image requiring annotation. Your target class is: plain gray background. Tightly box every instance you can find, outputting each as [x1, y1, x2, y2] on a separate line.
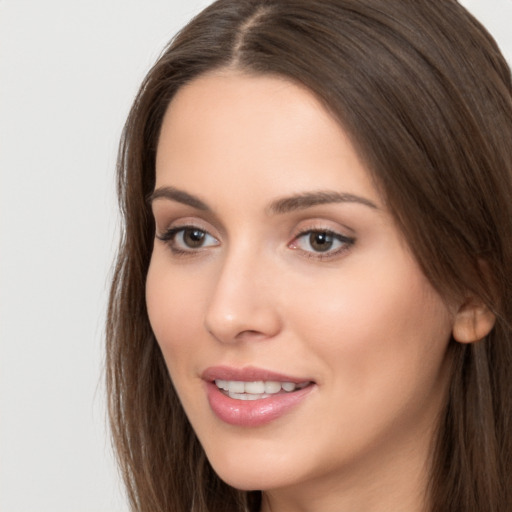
[1, 1, 511, 511]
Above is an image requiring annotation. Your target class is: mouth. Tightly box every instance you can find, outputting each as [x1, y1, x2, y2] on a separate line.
[214, 379, 312, 400]
[201, 366, 315, 426]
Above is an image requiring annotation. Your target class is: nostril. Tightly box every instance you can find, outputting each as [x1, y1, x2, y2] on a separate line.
[234, 329, 273, 343]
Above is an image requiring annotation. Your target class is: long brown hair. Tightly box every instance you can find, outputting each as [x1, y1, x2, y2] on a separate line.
[106, 1, 512, 511]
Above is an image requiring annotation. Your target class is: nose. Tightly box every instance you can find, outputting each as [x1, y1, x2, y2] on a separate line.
[204, 249, 282, 344]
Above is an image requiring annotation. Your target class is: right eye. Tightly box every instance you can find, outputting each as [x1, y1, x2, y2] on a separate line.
[157, 226, 219, 254]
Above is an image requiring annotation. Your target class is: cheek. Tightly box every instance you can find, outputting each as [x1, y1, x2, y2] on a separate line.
[145, 255, 207, 368]
[283, 263, 454, 464]
[289, 256, 454, 391]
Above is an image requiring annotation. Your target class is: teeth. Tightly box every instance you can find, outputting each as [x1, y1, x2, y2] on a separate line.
[230, 381, 245, 394]
[244, 381, 265, 394]
[214, 379, 307, 397]
[264, 381, 281, 394]
[282, 382, 296, 392]
[228, 392, 265, 400]
[215, 379, 229, 391]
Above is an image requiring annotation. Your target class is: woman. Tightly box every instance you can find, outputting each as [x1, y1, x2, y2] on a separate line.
[106, 1, 512, 511]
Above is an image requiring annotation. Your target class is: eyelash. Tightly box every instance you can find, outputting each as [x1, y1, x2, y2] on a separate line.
[289, 228, 355, 260]
[156, 225, 220, 256]
[156, 225, 355, 260]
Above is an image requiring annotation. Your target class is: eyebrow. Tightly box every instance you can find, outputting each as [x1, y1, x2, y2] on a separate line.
[267, 191, 378, 214]
[148, 186, 378, 213]
[148, 186, 210, 210]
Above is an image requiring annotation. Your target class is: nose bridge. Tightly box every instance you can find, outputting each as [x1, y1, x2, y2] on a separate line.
[204, 240, 281, 343]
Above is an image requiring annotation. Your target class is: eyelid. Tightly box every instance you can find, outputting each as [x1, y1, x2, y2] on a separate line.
[156, 223, 220, 255]
[154, 214, 219, 240]
[288, 226, 355, 260]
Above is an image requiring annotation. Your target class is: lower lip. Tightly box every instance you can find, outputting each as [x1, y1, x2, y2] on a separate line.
[205, 381, 314, 427]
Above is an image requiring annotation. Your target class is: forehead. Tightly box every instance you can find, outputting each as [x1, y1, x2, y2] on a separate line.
[155, 71, 380, 208]
[158, 71, 335, 157]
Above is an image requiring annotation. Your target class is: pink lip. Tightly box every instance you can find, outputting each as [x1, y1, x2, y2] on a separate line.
[202, 365, 310, 383]
[202, 365, 315, 427]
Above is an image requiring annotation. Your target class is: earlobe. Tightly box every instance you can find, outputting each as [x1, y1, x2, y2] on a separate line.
[452, 297, 496, 344]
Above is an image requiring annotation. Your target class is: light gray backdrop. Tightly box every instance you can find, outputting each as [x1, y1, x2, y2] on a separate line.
[1, 1, 511, 511]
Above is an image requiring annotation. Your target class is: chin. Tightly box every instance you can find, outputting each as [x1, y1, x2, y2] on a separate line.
[214, 467, 291, 492]
[203, 443, 303, 492]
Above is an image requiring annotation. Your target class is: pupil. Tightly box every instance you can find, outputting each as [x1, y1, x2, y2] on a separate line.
[184, 229, 205, 248]
[310, 232, 333, 252]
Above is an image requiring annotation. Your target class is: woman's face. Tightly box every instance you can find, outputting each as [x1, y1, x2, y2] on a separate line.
[146, 72, 455, 506]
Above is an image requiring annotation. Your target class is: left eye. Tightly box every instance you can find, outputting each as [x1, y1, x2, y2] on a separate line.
[177, 227, 217, 249]
[290, 230, 354, 254]
[158, 226, 219, 252]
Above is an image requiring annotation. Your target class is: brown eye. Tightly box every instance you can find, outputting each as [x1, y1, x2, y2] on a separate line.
[182, 228, 207, 248]
[289, 229, 355, 258]
[157, 225, 219, 253]
[308, 232, 334, 252]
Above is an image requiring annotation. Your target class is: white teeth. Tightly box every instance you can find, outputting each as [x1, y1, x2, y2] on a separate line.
[264, 381, 281, 394]
[230, 381, 245, 394]
[215, 379, 229, 390]
[244, 381, 265, 394]
[214, 379, 307, 397]
[228, 392, 263, 400]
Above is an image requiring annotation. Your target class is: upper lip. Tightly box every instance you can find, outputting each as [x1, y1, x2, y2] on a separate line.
[202, 365, 313, 384]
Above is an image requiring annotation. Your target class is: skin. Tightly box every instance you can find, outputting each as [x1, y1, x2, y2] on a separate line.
[146, 71, 460, 512]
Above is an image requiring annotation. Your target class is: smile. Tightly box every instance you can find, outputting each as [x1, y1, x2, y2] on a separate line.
[215, 379, 310, 400]
[202, 366, 316, 426]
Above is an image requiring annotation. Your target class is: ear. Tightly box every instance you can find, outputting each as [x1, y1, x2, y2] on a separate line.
[452, 296, 496, 344]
